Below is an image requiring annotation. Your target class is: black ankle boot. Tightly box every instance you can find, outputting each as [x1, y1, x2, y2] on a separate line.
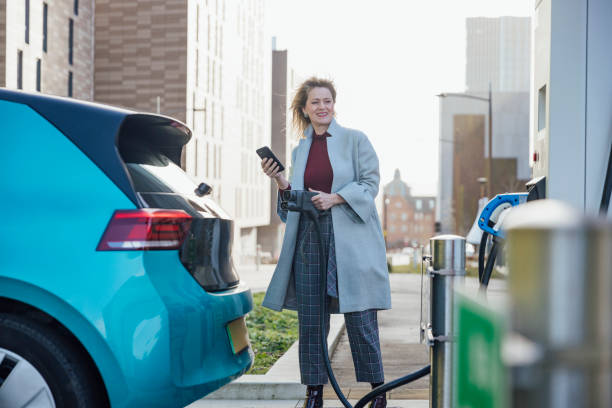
[303, 385, 324, 408]
[369, 393, 387, 408]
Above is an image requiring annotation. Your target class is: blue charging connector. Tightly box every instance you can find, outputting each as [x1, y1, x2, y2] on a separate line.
[477, 193, 528, 238]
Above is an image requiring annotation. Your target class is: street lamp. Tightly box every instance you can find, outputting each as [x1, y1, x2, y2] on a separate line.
[437, 83, 493, 197]
[477, 177, 488, 199]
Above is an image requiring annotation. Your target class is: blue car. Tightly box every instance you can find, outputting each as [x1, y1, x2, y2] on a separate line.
[0, 89, 253, 408]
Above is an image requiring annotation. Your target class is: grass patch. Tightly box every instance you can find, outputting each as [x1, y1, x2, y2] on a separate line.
[389, 262, 505, 280]
[389, 263, 421, 274]
[246, 292, 299, 374]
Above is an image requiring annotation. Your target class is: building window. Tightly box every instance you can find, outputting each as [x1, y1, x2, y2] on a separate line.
[68, 71, 73, 97]
[25, 0, 30, 44]
[395, 201, 402, 208]
[43, 3, 48, 52]
[213, 143, 217, 178]
[68, 19, 74, 65]
[401, 213, 407, 221]
[194, 138, 198, 176]
[196, 4, 200, 42]
[207, 15, 211, 51]
[211, 102, 215, 136]
[17, 50, 23, 89]
[195, 49, 199, 86]
[429, 200, 435, 209]
[74, 0, 78, 15]
[416, 199, 422, 210]
[36, 59, 41, 91]
[205, 142, 209, 178]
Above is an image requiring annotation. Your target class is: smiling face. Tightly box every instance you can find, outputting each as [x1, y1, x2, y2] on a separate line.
[302, 87, 335, 131]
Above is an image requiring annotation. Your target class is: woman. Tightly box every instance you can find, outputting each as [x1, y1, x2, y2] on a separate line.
[260, 77, 391, 408]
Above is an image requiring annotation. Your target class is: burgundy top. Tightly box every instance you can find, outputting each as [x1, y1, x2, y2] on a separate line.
[280, 131, 333, 193]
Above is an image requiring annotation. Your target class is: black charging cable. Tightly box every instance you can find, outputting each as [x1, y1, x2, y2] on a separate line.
[281, 190, 431, 408]
[479, 237, 501, 293]
[477, 219, 503, 292]
[477, 231, 489, 283]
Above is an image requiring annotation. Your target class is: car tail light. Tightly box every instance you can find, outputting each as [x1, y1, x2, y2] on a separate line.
[97, 209, 192, 251]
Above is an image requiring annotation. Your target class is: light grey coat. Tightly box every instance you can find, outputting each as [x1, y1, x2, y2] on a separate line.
[262, 119, 391, 313]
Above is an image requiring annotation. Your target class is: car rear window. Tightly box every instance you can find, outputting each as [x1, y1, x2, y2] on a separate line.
[123, 152, 229, 219]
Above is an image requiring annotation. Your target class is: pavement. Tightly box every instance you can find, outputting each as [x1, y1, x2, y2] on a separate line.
[235, 263, 277, 293]
[189, 399, 429, 407]
[188, 265, 507, 408]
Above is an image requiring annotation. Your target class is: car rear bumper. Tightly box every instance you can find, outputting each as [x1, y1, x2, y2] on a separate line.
[103, 251, 254, 408]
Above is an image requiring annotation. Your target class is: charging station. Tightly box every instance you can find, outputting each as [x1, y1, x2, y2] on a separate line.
[531, 0, 612, 214]
[451, 3, 612, 407]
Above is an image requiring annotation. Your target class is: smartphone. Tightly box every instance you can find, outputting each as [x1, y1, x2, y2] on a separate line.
[256, 146, 285, 172]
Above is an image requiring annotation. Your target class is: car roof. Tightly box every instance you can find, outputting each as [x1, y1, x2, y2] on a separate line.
[0, 88, 191, 205]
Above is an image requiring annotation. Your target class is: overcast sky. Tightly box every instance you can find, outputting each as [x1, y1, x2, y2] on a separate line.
[266, 0, 533, 196]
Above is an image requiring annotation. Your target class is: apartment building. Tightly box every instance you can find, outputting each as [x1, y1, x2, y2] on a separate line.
[94, 0, 271, 262]
[0, 0, 94, 99]
[466, 16, 531, 94]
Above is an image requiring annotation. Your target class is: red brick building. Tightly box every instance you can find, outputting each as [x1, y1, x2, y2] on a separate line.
[382, 170, 436, 248]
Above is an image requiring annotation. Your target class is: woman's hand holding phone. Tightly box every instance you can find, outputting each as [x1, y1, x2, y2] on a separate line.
[261, 158, 290, 190]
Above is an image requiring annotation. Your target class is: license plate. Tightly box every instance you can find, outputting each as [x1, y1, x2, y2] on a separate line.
[226, 317, 250, 354]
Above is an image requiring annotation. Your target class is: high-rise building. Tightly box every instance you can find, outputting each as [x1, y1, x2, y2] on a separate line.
[256, 46, 301, 260]
[0, 0, 94, 99]
[466, 17, 531, 93]
[94, 0, 271, 262]
[437, 16, 531, 235]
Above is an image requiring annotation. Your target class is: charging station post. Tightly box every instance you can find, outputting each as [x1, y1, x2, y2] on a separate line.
[504, 200, 612, 408]
[427, 235, 466, 408]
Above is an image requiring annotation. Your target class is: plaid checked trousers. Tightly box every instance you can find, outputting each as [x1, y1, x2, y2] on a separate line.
[294, 213, 384, 385]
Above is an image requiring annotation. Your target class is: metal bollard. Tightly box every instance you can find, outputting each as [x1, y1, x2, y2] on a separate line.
[504, 200, 612, 408]
[427, 234, 466, 408]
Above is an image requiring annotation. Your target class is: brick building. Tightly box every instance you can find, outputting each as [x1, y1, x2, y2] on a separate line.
[0, 0, 94, 99]
[383, 169, 436, 248]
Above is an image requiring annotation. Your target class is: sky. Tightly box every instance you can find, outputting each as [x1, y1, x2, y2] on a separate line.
[266, 0, 533, 196]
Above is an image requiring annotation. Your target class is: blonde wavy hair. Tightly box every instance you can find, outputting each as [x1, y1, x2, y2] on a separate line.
[290, 77, 337, 137]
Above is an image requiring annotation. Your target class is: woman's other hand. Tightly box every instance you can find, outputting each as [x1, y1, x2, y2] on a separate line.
[261, 158, 290, 190]
[308, 188, 346, 210]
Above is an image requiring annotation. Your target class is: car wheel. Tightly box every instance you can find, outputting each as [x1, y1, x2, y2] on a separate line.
[0, 313, 108, 408]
